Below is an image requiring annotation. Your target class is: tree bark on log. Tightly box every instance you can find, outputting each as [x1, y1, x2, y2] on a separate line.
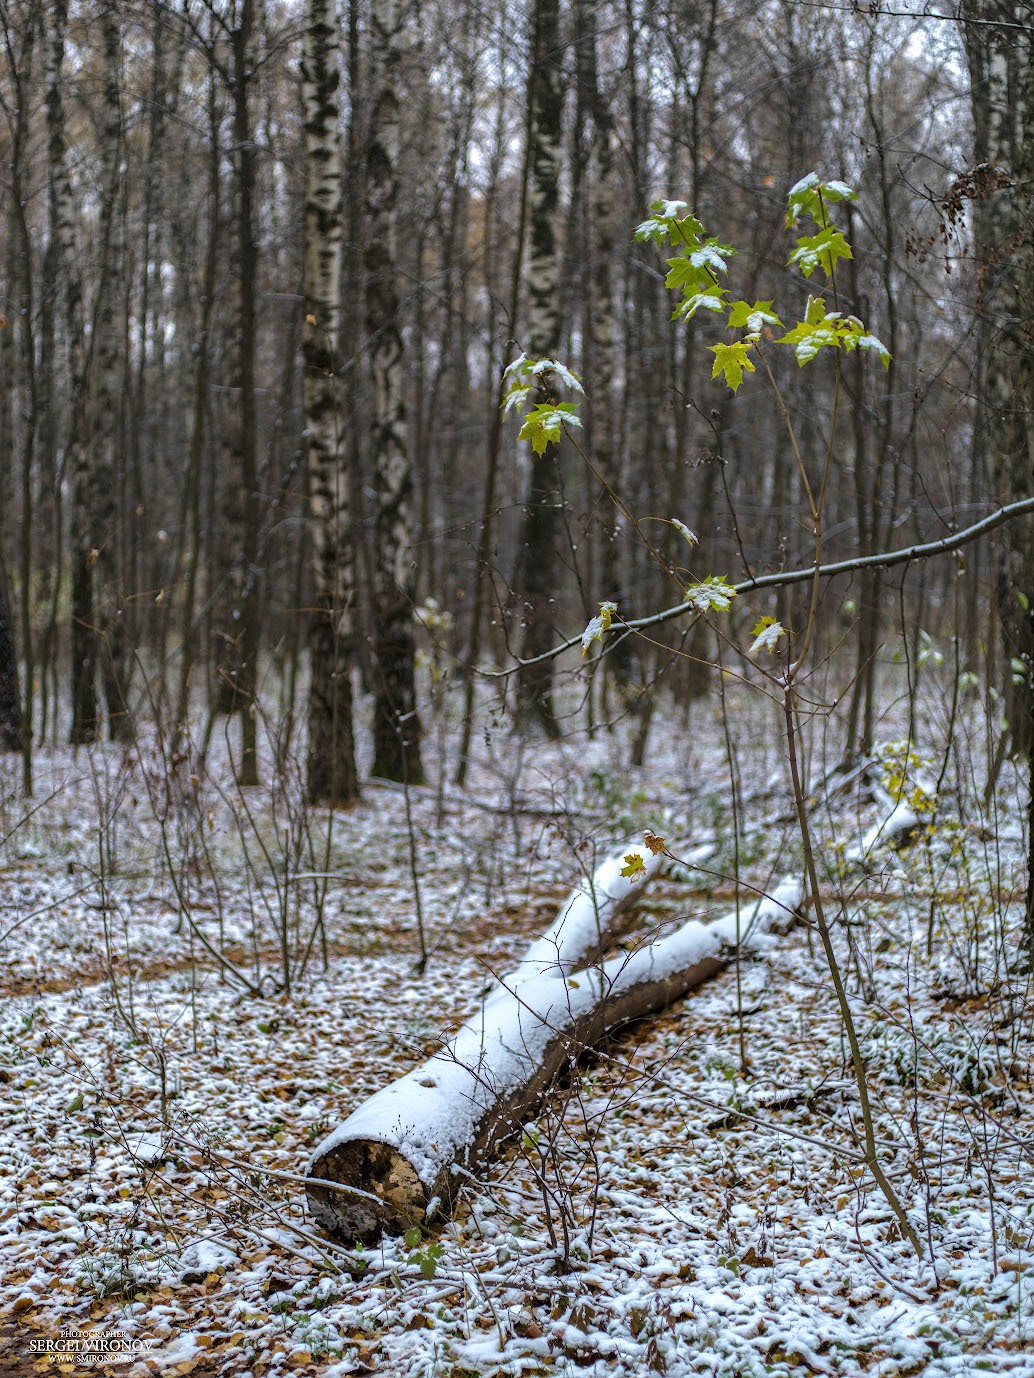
[306, 863, 800, 1242]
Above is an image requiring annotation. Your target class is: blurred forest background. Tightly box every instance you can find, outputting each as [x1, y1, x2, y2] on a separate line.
[0, 0, 1030, 811]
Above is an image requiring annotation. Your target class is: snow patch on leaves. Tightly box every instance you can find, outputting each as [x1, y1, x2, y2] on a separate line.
[749, 616, 786, 654]
[684, 576, 737, 612]
[581, 599, 618, 654]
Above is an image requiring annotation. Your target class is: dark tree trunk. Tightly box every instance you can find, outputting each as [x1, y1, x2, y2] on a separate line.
[515, 0, 565, 738]
[960, 1, 1034, 953]
[210, 0, 261, 785]
[0, 567, 21, 753]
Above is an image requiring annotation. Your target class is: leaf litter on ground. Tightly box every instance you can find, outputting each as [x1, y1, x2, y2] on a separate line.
[0, 692, 1031, 1377]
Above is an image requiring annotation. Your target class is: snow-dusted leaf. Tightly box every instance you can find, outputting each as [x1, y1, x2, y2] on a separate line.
[786, 173, 856, 227]
[855, 332, 892, 367]
[690, 241, 734, 275]
[634, 200, 699, 243]
[824, 179, 858, 204]
[778, 308, 892, 369]
[749, 616, 787, 654]
[517, 402, 582, 456]
[778, 321, 839, 365]
[788, 228, 853, 279]
[728, 299, 782, 332]
[672, 288, 728, 321]
[502, 383, 532, 414]
[580, 614, 606, 653]
[684, 576, 737, 612]
[501, 355, 533, 413]
[788, 171, 820, 199]
[528, 358, 585, 393]
[580, 599, 618, 655]
[672, 519, 698, 547]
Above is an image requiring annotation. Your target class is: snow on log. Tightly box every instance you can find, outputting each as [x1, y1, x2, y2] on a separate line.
[504, 837, 716, 986]
[306, 876, 801, 1242]
[848, 773, 937, 870]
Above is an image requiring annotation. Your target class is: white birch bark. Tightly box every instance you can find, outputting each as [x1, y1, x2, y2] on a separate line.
[302, 0, 358, 804]
[366, 0, 424, 783]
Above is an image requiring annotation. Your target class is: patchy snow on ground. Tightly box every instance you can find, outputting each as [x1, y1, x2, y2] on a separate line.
[0, 680, 1032, 1377]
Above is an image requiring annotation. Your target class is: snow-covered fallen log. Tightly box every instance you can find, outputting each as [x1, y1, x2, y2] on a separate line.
[306, 876, 801, 1242]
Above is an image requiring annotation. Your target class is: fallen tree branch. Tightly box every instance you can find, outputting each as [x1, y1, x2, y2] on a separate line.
[305, 877, 802, 1241]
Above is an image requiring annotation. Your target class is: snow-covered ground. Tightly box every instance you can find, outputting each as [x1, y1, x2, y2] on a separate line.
[0, 680, 1031, 1377]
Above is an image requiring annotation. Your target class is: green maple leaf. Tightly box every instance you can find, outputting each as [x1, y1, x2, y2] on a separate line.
[749, 616, 787, 654]
[634, 201, 704, 244]
[517, 402, 582, 455]
[777, 318, 841, 365]
[684, 575, 737, 612]
[665, 256, 711, 297]
[777, 306, 892, 368]
[786, 172, 857, 227]
[789, 228, 853, 279]
[838, 315, 893, 367]
[727, 299, 782, 331]
[805, 294, 829, 325]
[672, 286, 728, 321]
[688, 238, 736, 275]
[709, 339, 757, 392]
[854, 331, 892, 367]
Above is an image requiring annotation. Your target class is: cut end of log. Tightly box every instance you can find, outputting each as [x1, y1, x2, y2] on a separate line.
[306, 1137, 430, 1242]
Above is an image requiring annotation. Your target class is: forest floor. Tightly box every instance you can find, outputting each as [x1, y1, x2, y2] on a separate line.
[0, 678, 1032, 1377]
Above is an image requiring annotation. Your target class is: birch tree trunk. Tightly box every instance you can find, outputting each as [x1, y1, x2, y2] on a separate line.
[960, 1, 1034, 950]
[515, 0, 564, 738]
[303, 0, 359, 805]
[582, 0, 633, 701]
[366, 0, 424, 784]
